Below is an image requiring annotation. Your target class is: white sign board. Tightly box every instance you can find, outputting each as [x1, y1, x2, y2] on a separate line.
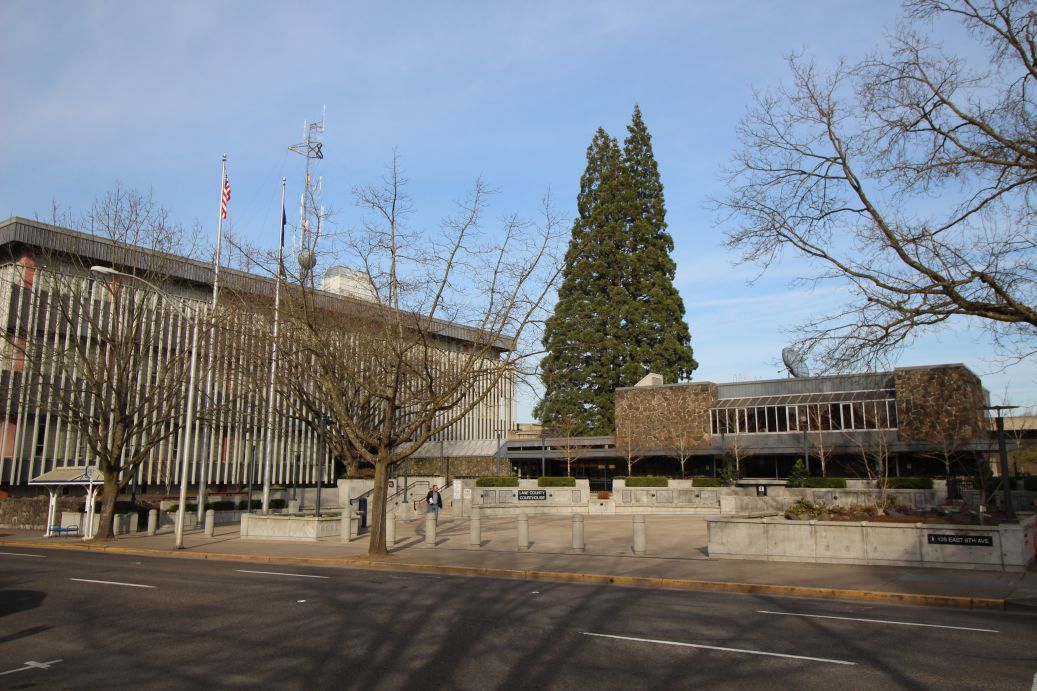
[463, 488, 473, 499]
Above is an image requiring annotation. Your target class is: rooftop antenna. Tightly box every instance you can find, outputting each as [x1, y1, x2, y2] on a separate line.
[288, 107, 326, 283]
[781, 347, 810, 378]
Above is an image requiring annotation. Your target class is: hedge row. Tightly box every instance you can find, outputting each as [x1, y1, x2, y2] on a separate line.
[475, 477, 518, 487]
[623, 476, 668, 487]
[789, 477, 848, 489]
[691, 477, 724, 487]
[538, 476, 575, 487]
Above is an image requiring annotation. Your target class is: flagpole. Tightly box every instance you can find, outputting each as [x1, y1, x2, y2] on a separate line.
[261, 178, 287, 513]
[196, 154, 228, 524]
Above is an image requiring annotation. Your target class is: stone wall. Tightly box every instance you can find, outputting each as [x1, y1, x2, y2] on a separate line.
[614, 382, 717, 451]
[407, 456, 504, 478]
[894, 365, 987, 445]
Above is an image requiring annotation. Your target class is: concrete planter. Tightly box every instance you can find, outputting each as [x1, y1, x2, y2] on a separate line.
[707, 513, 1036, 572]
[239, 513, 342, 541]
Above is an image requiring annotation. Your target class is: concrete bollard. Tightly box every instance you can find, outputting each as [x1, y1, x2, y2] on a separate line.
[572, 513, 585, 553]
[424, 512, 437, 547]
[386, 512, 397, 547]
[633, 514, 646, 555]
[288, 499, 300, 514]
[113, 514, 124, 535]
[469, 507, 481, 548]
[517, 513, 530, 551]
[147, 509, 158, 535]
[204, 509, 215, 537]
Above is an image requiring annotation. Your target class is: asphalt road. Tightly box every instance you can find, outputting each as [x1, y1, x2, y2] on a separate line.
[1, 548, 1035, 690]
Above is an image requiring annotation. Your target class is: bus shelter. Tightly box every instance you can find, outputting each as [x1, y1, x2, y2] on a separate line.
[28, 466, 104, 538]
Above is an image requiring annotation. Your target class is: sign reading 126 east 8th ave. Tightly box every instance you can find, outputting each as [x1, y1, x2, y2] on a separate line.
[927, 534, 994, 547]
[518, 489, 547, 501]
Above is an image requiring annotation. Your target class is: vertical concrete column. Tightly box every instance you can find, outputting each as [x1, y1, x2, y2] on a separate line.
[113, 515, 124, 535]
[469, 507, 481, 548]
[633, 514, 646, 556]
[204, 509, 215, 537]
[424, 512, 437, 547]
[147, 509, 158, 536]
[349, 512, 360, 540]
[517, 513, 530, 551]
[386, 512, 397, 547]
[572, 514, 585, 553]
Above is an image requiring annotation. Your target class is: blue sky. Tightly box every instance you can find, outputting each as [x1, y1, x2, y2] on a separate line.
[3, 0, 1034, 420]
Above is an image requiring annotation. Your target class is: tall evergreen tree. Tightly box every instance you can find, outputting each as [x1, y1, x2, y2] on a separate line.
[537, 107, 696, 435]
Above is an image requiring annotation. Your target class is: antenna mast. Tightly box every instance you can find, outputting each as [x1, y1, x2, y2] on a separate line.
[288, 108, 326, 283]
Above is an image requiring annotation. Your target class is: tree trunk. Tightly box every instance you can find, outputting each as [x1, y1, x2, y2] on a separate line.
[93, 475, 119, 541]
[366, 454, 392, 557]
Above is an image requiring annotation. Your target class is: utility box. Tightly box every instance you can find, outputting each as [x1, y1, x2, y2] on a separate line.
[756, 485, 767, 497]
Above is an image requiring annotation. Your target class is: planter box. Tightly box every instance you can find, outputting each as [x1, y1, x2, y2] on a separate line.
[239, 513, 342, 541]
[707, 514, 1035, 572]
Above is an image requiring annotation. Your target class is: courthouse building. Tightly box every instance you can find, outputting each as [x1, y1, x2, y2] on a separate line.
[508, 366, 993, 484]
[0, 217, 513, 493]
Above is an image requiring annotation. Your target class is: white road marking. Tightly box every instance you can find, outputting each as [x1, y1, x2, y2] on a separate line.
[758, 610, 998, 633]
[0, 660, 62, 676]
[235, 569, 329, 579]
[69, 578, 155, 589]
[581, 632, 855, 666]
[0, 551, 45, 558]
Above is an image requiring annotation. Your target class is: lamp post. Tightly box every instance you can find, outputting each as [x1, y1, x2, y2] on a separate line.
[984, 405, 1018, 523]
[91, 266, 202, 549]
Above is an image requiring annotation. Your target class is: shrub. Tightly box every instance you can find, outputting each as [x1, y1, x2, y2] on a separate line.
[538, 476, 575, 487]
[691, 476, 724, 487]
[237, 499, 262, 510]
[596, 490, 611, 500]
[476, 476, 519, 487]
[624, 476, 668, 487]
[786, 459, 809, 487]
[798, 477, 847, 488]
[1022, 476, 1037, 491]
[784, 498, 843, 520]
[210, 500, 237, 511]
[269, 499, 286, 510]
[886, 477, 933, 490]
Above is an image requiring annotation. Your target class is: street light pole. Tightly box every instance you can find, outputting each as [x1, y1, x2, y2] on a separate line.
[91, 266, 202, 549]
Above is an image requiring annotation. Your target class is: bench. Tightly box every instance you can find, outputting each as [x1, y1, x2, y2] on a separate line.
[49, 525, 79, 537]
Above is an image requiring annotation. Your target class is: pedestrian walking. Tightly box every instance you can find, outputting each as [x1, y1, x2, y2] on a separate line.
[426, 484, 443, 523]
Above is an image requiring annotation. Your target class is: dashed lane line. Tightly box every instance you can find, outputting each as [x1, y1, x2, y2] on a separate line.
[581, 632, 856, 666]
[69, 578, 156, 589]
[0, 551, 45, 558]
[757, 610, 998, 633]
[235, 569, 330, 579]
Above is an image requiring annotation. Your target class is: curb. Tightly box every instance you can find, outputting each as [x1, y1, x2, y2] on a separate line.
[0, 539, 1006, 610]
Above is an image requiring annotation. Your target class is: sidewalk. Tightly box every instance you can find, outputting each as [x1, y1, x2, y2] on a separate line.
[3, 513, 1035, 610]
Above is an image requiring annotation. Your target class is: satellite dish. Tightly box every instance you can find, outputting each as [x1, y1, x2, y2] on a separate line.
[782, 347, 810, 378]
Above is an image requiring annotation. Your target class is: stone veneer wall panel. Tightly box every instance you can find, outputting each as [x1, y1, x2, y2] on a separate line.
[894, 365, 987, 444]
[615, 382, 717, 451]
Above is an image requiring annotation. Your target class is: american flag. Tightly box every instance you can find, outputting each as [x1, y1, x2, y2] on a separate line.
[220, 177, 231, 219]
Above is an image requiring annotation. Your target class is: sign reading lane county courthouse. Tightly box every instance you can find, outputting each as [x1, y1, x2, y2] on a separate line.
[518, 489, 547, 501]
[927, 534, 994, 547]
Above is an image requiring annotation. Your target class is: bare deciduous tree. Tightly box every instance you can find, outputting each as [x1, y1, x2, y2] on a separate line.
[718, 0, 1037, 371]
[7, 188, 199, 540]
[271, 158, 563, 556]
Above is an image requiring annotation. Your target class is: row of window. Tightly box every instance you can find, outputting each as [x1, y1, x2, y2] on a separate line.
[710, 400, 898, 435]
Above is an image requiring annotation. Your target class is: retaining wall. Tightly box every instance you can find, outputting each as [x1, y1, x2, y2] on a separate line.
[707, 513, 1036, 572]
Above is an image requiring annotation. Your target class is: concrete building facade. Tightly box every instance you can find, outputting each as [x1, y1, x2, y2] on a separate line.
[0, 217, 513, 493]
